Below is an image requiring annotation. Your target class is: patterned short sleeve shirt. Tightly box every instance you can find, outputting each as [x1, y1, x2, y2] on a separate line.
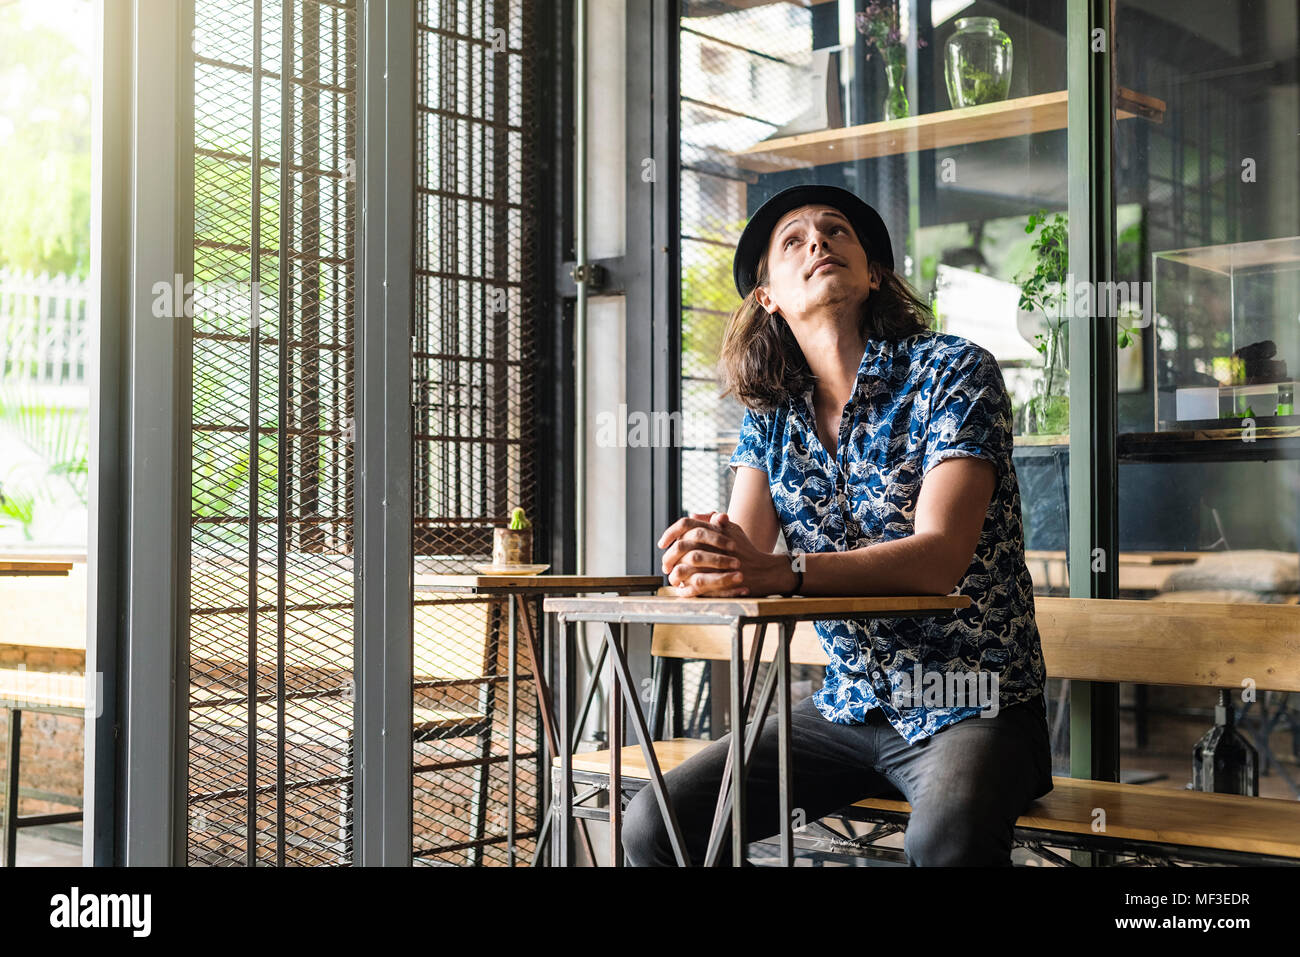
[728, 330, 1047, 743]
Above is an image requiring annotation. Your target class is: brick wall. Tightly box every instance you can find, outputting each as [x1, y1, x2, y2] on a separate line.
[0, 708, 84, 816]
[0, 565, 87, 820]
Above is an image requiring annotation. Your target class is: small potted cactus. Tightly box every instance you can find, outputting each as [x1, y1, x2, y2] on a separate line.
[492, 506, 533, 567]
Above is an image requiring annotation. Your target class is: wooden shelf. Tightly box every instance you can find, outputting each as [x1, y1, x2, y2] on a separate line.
[685, 0, 832, 16]
[729, 87, 1166, 172]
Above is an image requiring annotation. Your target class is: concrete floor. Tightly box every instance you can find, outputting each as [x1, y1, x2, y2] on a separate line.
[11, 830, 82, 866]
[7, 697, 1295, 866]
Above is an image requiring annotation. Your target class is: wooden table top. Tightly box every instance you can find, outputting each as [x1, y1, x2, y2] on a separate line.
[543, 593, 971, 624]
[1025, 549, 1209, 566]
[0, 560, 74, 576]
[1023, 551, 1218, 593]
[414, 573, 664, 593]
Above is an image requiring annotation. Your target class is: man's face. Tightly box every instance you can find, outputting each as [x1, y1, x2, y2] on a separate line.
[754, 203, 880, 322]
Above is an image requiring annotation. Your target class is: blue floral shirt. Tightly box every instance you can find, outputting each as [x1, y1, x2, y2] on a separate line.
[728, 330, 1046, 743]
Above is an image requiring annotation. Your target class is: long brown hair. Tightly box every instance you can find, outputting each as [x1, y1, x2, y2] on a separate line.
[719, 245, 933, 413]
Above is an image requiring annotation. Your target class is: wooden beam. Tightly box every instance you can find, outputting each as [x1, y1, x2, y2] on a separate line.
[643, 596, 1300, 694]
[1035, 597, 1300, 692]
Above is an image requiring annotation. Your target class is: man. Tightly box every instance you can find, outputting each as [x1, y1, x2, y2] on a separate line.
[622, 183, 1052, 866]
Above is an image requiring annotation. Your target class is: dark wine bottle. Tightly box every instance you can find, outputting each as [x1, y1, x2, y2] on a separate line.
[1191, 689, 1259, 796]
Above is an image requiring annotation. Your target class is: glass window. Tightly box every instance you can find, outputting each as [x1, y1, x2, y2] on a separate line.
[1114, 0, 1300, 803]
[677, 0, 1084, 864]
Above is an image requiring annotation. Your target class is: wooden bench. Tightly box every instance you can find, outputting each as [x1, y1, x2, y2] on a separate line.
[558, 597, 1300, 865]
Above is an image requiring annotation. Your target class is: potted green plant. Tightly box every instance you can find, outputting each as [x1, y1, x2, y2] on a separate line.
[492, 506, 532, 567]
[1016, 210, 1071, 435]
[1015, 211, 1143, 435]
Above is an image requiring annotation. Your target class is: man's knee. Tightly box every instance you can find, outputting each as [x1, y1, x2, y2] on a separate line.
[903, 797, 1015, 866]
[622, 786, 674, 867]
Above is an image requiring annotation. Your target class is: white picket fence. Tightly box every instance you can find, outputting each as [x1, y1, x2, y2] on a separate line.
[0, 270, 90, 389]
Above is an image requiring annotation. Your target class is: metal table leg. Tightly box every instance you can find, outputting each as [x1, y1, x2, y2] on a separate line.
[608, 622, 623, 866]
[703, 622, 768, 866]
[4, 708, 19, 867]
[730, 619, 745, 865]
[702, 664, 778, 867]
[557, 616, 573, 866]
[600, 622, 687, 865]
[777, 621, 793, 866]
[507, 594, 517, 866]
[526, 602, 598, 866]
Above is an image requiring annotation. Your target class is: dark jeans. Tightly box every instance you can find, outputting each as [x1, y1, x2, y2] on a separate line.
[622, 691, 1053, 866]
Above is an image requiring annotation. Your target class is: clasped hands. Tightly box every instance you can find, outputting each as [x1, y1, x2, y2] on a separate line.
[657, 511, 798, 597]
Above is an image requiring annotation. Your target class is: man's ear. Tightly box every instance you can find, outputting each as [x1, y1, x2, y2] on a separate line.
[868, 263, 883, 291]
[755, 285, 780, 317]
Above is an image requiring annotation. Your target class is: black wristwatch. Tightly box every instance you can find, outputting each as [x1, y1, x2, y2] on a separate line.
[788, 550, 805, 596]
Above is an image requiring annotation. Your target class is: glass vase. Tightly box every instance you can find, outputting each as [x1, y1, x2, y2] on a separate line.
[944, 16, 1013, 109]
[1028, 324, 1070, 435]
[883, 50, 910, 120]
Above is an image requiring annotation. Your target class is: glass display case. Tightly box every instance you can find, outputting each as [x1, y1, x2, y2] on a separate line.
[1152, 236, 1300, 431]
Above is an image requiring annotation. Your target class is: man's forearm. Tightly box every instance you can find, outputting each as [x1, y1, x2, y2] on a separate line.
[795, 533, 965, 597]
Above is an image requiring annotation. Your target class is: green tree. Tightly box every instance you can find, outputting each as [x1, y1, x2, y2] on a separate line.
[681, 216, 747, 379]
[0, 2, 93, 278]
[0, 383, 88, 539]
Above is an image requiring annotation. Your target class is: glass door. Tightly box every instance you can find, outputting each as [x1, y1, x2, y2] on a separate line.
[1112, 0, 1300, 800]
[675, 0, 1128, 861]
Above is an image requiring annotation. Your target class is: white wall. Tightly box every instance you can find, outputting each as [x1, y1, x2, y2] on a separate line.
[581, 0, 628, 577]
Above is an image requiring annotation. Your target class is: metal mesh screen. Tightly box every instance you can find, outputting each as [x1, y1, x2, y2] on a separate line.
[189, 0, 358, 866]
[412, 0, 542, 866]
[678, 3, 816, 516]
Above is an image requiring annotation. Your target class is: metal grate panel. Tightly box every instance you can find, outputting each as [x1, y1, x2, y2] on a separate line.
[189, 0, 358, 866]
[678, 2, 816, 517]
[412, 0, 542, 866]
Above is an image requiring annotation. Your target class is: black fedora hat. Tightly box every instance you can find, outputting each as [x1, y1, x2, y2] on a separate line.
[732, 183, 894, 299]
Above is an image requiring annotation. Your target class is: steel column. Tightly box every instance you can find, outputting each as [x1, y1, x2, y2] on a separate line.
[87, 0, 130, 868]
[91, 0, 191, 866]
[354, 0, 416, 867]
[625, 0, 681, 575]
[1068, 0, 1122, 867]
